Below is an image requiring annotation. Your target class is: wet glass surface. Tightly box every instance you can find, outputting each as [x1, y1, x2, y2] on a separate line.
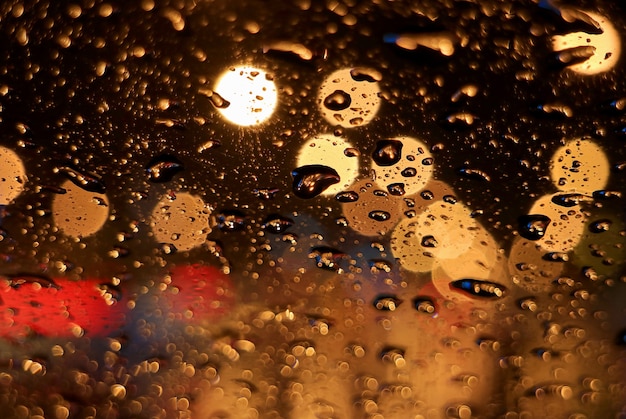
[0, 0, 625, 417]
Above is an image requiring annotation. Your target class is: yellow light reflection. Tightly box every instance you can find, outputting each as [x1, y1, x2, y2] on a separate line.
[213, 65, 277, 126]
[549, 138, 610, 194]
[551, 11, 621, 75]
[52, 180, 109, 238]
[0, 146, 27, 205]
[150, 191, 212, 252]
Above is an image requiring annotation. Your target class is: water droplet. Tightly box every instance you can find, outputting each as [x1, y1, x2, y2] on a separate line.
[421, 235, 438, 247]
[550, 192, 592, 207]
[542, 252, 569, 262]
[6, 274, 61, 290]
[412, 297, 436, 314]
[593, 190, 622, 200]
[368, 259, 393, 273]
[420, 190, 434, 200]
[56, 166, 106, 193]
[589, 219, 611, 233]
[457, 166, 491, 181]
[387, 183, 405, 196]
[335, 191, 359, 202]
[204, 90, 230, 109]
[450, 279, 507, 298]
[291, 165, 340, 199]
[309, 246, 346, 273]
[262, 214, 294, 234]
[217, 210, 247, 231]
[517, 297, 538, 311]
[372, 140, 403, 166]
[146, 155, 183, 183]
[379, 346, 406, 367]
[518, 214, 551, 240]
[368, 210, 391, 221]
[401, 167, 417, 177]
[349, 67, 382, 82]
[344, 147, 360, 157]
[253, 188, 280, 200]
[373, 294, 402, 311]
[323, 90, 352, 111]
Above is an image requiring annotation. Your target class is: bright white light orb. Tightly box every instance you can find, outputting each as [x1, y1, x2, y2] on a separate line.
[213, 66, 278, 126]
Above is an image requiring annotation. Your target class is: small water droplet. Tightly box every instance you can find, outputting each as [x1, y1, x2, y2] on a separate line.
[344, 147, 360, 157]
[253, 188, 280, 200]
[373, 140, 403, 166]
[292, 165, 340, 199]
[323, 90, 352, 111]
[146, 155, 184, 183]
[379, 346, 406, 367]
[368, 259, 393, 273]
[420, 190, 434, 200]
[518, 214, 551, 240]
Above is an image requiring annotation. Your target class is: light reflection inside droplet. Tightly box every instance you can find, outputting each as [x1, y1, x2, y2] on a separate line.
[213, 65, 278, 126]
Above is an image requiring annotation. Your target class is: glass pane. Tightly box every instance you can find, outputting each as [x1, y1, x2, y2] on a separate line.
[0, 0, 625, 418]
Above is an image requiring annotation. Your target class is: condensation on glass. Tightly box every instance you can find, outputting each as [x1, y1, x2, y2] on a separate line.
[0, 0, 625, 418]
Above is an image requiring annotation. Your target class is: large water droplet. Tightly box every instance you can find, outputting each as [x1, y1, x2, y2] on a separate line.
[323, 90, 352, 111]
[146, 155, 184, 183]
[292, 165, 340, 199]
[217, 210, 247, 232]
[372, 140, 403, 166]
[56, 166, 106, 193]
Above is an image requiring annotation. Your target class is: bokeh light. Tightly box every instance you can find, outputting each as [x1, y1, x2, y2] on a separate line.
[213, 65, 278, 126]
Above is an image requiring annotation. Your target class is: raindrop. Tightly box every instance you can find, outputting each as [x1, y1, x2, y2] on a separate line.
[309, 246, 346, 273]
[146, 155, 184, 183]
[262, 214, 294, 234]
[401, 167, 417, 177]
[253, 188, 280, 200]
[368, 259, 393, 273]
[542, 252, 569, 262]
[457, 166, 491, 181]
[56, 165, 106, 193]
[518, 214, 551, 240]
[323, 90, 352, 111]
[217, 210, 247, 232]
[373, 294, 402, 311]
[550, 192, 592, 207]
[593, 190, 622, 200]
[349, 67, 382, 82]
[379, 346, 406, 367]
[387, 183, 405, 196]
[368, 210, 391, 221]
[412, 297, 436, 314]
[6, 274, 61, 290]
[291, 165, 340, 199]
[420, 190, 434, 200]
[421, 235, 438, 247]
[589, 219, 611, 233]
[450, 279, 507, 298]
[372, 140, 403, 166]
[335, 191, 359, 202]
[344, 147, 360, 157]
